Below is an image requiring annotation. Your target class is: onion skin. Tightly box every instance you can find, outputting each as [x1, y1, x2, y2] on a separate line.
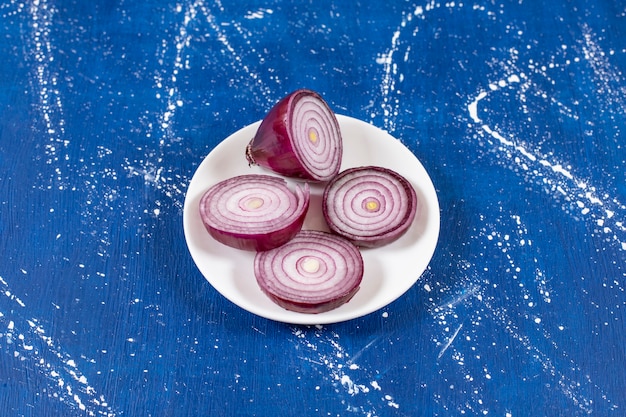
[323, 166, 418, 248]
[254, 230, 363, 314]
[199, 174, 310, 251]
[246, 89, 342, 182]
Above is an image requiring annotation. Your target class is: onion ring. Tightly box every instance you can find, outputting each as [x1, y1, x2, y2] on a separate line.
[323, 166, 418, 247]
[199, 174, 310, 251]
[254, 230, 364, 313]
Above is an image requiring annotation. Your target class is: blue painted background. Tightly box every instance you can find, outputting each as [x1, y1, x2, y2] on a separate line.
[1, 0, 624, 416]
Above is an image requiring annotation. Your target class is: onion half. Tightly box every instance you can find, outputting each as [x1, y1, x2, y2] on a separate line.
[254, 230, 364, 314]
[323, 166, 418, 248]
[199, 174, 310, 251]
[246, 89, 343, 182]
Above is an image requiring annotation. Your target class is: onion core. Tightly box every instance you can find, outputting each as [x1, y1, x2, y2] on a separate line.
[323, 166, 418, 248]
[254, 230, 364, 313]
[246, 89, 342, 182]
[199, 174, 310, 251]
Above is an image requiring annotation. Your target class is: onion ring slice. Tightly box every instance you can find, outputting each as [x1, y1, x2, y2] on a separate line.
[323, 166, 418, 247]
[254, 230, 364, 313]
[199, 174, 310, 251]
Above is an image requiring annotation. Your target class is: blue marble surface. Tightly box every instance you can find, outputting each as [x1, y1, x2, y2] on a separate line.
[1, 0, 624, 416]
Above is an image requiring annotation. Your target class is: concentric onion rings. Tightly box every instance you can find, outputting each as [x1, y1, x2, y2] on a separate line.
[246, 89, 342, 181]
[323, 166, 418, 248]
[254, 230, 364, 313]
[289, 94, 341, 180]
[199, 174, 310, 251]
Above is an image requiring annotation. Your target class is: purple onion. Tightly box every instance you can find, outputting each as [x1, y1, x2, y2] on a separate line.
[254, 230, 364, 313]
[245, 89, 343, 182]
[323, 166, 418, 248]
[199, 174, 310, 251]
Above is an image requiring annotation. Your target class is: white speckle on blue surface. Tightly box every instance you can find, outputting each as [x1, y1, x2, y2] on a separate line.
[244, 8, 273, 20]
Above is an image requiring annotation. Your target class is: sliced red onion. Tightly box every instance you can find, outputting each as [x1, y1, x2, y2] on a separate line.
[199, 174, 310, 251]
[323, 166, 418, 248]
[246, 89, 343, 182]
[254, 230, 363, 314]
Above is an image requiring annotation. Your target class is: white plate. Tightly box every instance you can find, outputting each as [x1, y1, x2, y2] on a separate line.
[183, 115, 440, 325]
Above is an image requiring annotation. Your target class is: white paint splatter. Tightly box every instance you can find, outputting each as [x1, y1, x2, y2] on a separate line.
[426, 205, 621, 413]
[467, 69, 626, 254]
[0, 275, 116, 416]
[437, 323, 463, 359]
[377, 2, 492, 132]
[126, 0, 277, 217]
[21, 0, 69, 190]
[291, 327, 399, 414]
[580, 23, 626, 108]
[244, 8, 273, 20]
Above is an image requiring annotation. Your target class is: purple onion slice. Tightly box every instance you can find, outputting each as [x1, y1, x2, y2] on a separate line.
[246, 89, 343, 182]
[199, 174, 310, 251]
[254, 230, 364, 314]
[323, 166, 418, 248]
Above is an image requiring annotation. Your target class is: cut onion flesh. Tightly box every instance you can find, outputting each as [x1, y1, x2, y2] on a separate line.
[254, 230, 364, 313]
[246, 89, 343, 182]
[323, 166, 418, 248]
[199, 174, 310, 251]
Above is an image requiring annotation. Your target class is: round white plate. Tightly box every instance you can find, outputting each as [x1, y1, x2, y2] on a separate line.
[183, 115, 440, 325]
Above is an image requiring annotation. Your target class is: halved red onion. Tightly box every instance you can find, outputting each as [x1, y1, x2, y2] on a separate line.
[322, 166, 418, 248]
[199, 174, 310, 251]
[254, 230, 363, 314]
[245, 89, 343, 182]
